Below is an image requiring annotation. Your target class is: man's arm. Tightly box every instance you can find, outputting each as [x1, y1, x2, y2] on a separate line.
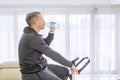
[29, 35, 72, 67]
[44, 27, 55, 46]
[44, 33, 54, 46]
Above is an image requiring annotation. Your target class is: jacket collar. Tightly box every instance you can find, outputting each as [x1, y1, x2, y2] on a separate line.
[23, 26, 37, 34]
[23, 26, 43, 36]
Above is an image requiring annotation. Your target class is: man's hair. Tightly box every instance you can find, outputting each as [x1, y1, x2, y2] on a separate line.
[26, 11, 40, 26]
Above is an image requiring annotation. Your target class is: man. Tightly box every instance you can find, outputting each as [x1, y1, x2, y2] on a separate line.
[18, 11, 78, 80]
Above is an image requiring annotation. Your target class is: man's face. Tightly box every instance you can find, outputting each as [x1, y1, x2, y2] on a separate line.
[36, 14, 45, 30]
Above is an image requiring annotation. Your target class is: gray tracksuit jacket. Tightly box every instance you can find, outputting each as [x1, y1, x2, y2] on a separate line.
[18, 27, 72, 74]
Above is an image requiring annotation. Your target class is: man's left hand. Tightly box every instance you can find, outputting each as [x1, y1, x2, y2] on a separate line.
[50, 27, 55, 33]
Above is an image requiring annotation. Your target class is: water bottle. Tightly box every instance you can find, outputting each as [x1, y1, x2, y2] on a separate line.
[45, 22, 60, 29]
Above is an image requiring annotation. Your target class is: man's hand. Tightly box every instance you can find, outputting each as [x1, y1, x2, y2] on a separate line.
[50, 27, 55, 33]
[70, 64, 79, 74]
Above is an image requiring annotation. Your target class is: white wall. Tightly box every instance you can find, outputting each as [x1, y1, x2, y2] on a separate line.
[0, 0, 120, 6]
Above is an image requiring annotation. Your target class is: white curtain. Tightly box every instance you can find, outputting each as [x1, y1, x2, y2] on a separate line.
[0, 5, 120, 74]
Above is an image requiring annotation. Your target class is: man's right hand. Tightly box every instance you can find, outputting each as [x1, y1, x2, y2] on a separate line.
[70, 64, 79, 74]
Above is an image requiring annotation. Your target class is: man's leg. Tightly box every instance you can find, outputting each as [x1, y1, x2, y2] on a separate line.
[48, 64, 70, 80]
[37, 66, 62, 80]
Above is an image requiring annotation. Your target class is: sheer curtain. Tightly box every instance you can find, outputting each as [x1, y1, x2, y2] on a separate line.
[94, 14, 115, 73]
[0, 5, 120, 74]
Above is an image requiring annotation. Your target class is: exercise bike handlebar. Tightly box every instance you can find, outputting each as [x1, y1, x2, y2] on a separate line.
[76, 57, 90, 73]
[69, 57, 90, 80]
[72, 57, 90, 73]
[72, 57, 79, 64]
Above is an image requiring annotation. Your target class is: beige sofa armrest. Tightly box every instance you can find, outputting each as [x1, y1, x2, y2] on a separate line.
[0, 61, 22, 80]
[0, 61, 19, 69]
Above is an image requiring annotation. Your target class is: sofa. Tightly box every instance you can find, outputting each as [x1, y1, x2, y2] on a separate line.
[0, 61, 22, 80]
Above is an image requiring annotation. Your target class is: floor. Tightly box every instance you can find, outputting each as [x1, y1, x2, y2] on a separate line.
[69, 74, 120, 80]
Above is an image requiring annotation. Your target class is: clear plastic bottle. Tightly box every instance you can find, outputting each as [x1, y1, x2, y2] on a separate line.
[45, 22, 60, 29]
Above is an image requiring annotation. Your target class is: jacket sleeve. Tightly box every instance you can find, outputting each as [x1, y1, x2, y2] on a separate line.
[44, 33, 54, 46]
[29, 35, 73, 67]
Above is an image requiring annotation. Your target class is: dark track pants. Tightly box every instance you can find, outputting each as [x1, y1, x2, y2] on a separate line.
[22, 64, 70, 80]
